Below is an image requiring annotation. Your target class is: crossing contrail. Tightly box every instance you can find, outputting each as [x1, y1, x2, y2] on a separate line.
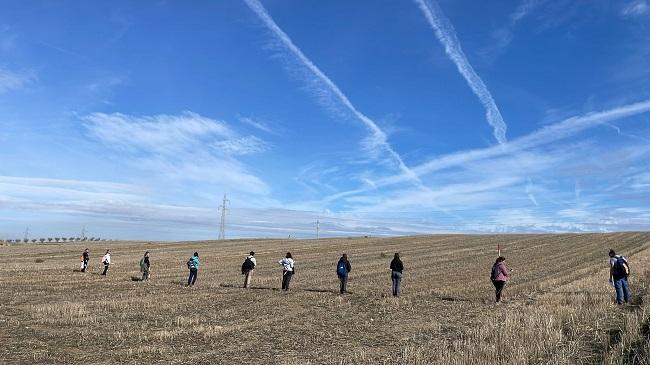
[243, 0, 421, 184]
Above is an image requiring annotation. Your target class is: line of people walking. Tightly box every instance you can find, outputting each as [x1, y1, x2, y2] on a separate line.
[76, 247, 631, 304]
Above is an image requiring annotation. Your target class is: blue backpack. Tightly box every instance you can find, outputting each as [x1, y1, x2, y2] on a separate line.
[337, 261, 347, 276]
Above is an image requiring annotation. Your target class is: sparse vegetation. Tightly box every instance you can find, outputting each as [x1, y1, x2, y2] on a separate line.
[1, 233, 650, 364]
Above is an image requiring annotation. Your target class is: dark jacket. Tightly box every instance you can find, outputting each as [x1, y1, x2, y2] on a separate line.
[390, 258, 403, 273]
[82, 251, 89, 261]
[337, 258, 351, 276]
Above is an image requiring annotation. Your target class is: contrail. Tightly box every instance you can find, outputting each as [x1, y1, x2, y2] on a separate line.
[321, 98, 650, 202]
[243, 0, 421, 184]
[526, 178, 539, 206]
[414, 0, 508, 144]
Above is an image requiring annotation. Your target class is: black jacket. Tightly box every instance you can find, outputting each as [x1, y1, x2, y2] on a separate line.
[337, 258, 351, 275]
[390, 258, 403, 273]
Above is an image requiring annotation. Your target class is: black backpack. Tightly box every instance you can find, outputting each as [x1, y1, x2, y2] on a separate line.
[613, 256, 630, 278]
[490, 264, 499, 281]
[241, 257, 254, 274]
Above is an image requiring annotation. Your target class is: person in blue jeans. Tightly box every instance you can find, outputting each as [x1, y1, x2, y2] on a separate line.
[336, 254, 352, 294]
[609, 249, 631, 305]
[187, 252, 200, 287]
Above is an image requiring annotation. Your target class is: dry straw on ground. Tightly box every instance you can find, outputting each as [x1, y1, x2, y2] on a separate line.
[1, 233, 650, 364]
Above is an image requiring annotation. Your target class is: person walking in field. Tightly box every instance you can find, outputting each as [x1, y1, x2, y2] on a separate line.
[80, 248, 90, 272]
[336, 253, 352, 294]
[241, 251, 256, 288]
[186, 252, 200, 287]
[140, 251, 151, 281]
[390, 253, 404, 297]
[609, 249, 631, 305]
[278, 252, 295, 292]
[101, 249, 111, 276]
[490, 256, 511, 303]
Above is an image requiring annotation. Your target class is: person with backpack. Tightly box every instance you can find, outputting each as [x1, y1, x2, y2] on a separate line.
[390, 253, 404, 297]
[278, 252, 295, 292]
[490, 256, 511, 303]
[241, 251, 256, 288]
[609, 249, 631, 305]
[101, 249, 111, 276]
[187, 252, 200, 287]
[80, 248, 90, 272]
[336, 254, 352, 294]
[140, 251, 151, 281]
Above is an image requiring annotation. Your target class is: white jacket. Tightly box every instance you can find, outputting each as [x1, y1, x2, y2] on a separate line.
[247, 255, 257, 267]
[102, 253, 111, 265]
[278, 257, 294, 272]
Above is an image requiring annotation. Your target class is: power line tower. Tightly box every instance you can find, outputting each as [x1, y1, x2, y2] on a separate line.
[23, 227, 29, 242]
[316, 220, 320, 239]
[218, 194, 229, 240]
[81, 227, 87, 240]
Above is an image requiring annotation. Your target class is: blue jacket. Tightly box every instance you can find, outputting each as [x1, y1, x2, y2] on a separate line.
[188, 255, 200, 270]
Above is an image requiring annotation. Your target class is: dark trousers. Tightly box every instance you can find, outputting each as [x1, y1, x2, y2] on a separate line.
[101, 264, 109, 275]
[391, 271, 402, 297]
[492, 280, 506, 302]
[188, 269, 198, 286]
[339, 274, 348, 294]
[614, 277, 631, 304]
[282, 271, 293, 290]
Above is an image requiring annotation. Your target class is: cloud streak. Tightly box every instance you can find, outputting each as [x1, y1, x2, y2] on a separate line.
[0, 68, 35, 93]
[414, 0, 508, 144]
[320, 98, 650, 204]
[622, 0, 650, 17]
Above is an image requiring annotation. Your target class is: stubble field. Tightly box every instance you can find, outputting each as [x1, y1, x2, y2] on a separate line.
[2, 233, 650, 364]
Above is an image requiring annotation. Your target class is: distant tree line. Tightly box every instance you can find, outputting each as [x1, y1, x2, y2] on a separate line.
[1, 237, 113, 244]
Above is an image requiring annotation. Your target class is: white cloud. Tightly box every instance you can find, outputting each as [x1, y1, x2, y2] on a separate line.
[414, 0, 508, 144]
[511, 0, 544, 22]
[134, 154, 269, 195]
[212, 135, 269, 156]
[84, 111, 234, 154]
[631, 172, 650, 190]
[86, 76, 126, 93]
[0, 68, 35, 93]
[622, 0, 650, 17]
[83, 111, 270, 195]
[0, 176, 137, 194]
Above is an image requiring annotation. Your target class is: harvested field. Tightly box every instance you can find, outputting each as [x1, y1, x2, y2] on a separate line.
[2, 233, 650, 364]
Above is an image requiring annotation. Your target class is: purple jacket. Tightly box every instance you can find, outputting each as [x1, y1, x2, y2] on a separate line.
[491, 262, 510, 282]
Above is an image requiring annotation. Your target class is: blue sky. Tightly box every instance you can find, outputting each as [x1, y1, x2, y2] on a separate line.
[1, 0, 649, 240]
